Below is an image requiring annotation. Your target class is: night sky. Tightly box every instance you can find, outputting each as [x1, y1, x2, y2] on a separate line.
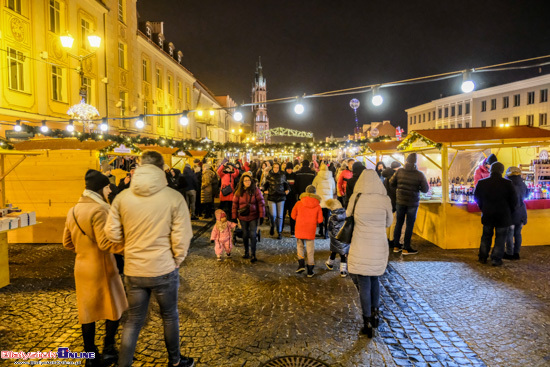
[136, 0, 550, 139]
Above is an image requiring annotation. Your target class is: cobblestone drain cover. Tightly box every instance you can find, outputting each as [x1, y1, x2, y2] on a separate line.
[261, 356, 330, 367]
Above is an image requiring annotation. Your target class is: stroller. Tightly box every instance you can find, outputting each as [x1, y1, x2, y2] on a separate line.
[232, 225, 261, 246]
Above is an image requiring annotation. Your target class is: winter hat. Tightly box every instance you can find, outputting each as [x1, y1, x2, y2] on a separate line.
[352, 161, 366, 175]
[285, 162, 294, 170]
[214, 209, 227, 221]
[305, 185, 316, 194]
[506, 166, 522, 177]
[85, 169, 110, 193]
[320, 164, 328, 171]
[406, 153, 417, 164]
[490, 162, 505, 176]
[326, 198, 343, 211]
[302, 159, 310, 167]
[485, 154, 498, 166]
[390, 161, 402, 169]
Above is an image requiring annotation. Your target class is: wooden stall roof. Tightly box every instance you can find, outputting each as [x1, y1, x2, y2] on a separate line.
[137, 145, 179, 155]
[13, 138, 113, 151]
[0, 148, 42, 156]
[367, 140, 400, 152]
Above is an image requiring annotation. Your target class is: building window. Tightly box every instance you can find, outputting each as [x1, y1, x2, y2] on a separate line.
[81, 19, 91, 51]
[540, 113, 548, 126]
[451, 106, 455, 117]
[119, 91, 127, 117]
[7, 0, 21, 13]
[428, 112, 431, 121]
[156, 68, 162, 89]
[458, 123, 462, 128]
[51, 66, 64, 102]
[465, 122, 470, 128]
[438, 109, 442, 119]
[178, 82, 182, 99]
[196, 127, 201, 138]
[490, 99, 496, 110]
[186, 86, 191, 108]
[7, 48, 26, 92]
[541, 89, 548, 103]
[481, 120, 486, 127]
[481, 101, 487, 112]
[465, 102, 470, 114]
[167, 76, 173, 94]
[514, 94, 520, 107]
[49, 0, 61, 34]
[450, 124, 455, 128]
[118, 42, 127, 69]
[444, 107, 449, 118]
[157, 107, 164, 127]
[82, 76, 93, 104]
[514, 116, 520, 126]
[118, 0, 125, 22]
[142, 59, 149, 82]
[503, 117, 509, 125]
[527, 91, 535, 105]
[491, 119, 496, 127]
[458, 104, 462, 115]
[423, 113, 426, 122]
[503, 96, 509, 109]
[413, 116, 416, 124]
[432, 111, 436, 120]
[527, 114, 534, 126]
[143, 100, 151, 125]
[409, 116, 412, 125]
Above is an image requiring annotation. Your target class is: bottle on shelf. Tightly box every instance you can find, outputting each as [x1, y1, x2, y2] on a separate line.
[450, 185, 455, 201]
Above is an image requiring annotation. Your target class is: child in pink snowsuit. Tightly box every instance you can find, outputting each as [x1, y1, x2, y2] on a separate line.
[211, 209, 237, 261]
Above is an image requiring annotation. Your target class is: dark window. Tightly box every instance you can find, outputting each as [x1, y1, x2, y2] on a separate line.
[503, 96, 509, 109]
[458, 104, 462, 115]
[514, 94, 520, 107]
[413, 116, 416, 124]
[541, 89, 548, 103]
[528, 91, 535, 105]
[465, 122, 470, 128]
[423, 113, 426, 122]
[527, 114, 534, 126]
[451, 106, 455, 116]
[444, 108, 449, 118]
[438, 109, 442, 119]
[514, 116, 520, 126]
[481, 120, 486, 127]
[409, 116, 412, 124]
[432, 111, 436, 120]
[481, 101, 487, 112]
[465, 103, 470, 114]
[458, 123, 462, 128]
[491, 99, 497, 110]
[540, 113, 548, 126]
[491, 119, 496, 127]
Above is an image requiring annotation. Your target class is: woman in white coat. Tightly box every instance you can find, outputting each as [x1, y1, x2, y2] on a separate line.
[312, 164, 336, 238]
[346, 169, 392, 338]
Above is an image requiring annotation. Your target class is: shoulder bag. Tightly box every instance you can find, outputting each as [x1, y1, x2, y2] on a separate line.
[237, 190, 253, 216]
[335, 193, 361, 243]
[221, 174, 233, 196]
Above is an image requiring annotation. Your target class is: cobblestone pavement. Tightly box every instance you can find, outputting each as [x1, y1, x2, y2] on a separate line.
[1, 219, 549, 367]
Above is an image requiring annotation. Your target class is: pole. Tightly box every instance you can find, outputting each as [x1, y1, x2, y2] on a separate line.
[440, 145, 449, 249]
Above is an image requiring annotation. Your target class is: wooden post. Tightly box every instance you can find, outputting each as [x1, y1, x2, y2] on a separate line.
[440, 145, 449, 249]
[0, 155, 8, 287]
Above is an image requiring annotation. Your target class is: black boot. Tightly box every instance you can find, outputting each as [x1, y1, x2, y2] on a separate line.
[371, 311, 380, 329]
[101, 344, 117, 366]
[361, 316, 373, 338]
[269, 225, 275, 236]
[296, 259, 306, 273]
[307, 265, 315, 278]
[85, 347, 101, 367]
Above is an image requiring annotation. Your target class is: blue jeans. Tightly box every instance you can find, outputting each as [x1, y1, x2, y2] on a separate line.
[393, 204, 418, 249]
[241, 219, 258, 256]
[350, 274, 380, 318]
[118, 269, 180, 367]
[268, 200, 285, 234]
[505, 224, 523, 255]
[479, 225, 507, 262]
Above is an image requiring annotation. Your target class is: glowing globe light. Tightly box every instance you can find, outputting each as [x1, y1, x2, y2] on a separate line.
[234, 111, 243, 122]
[372, 94, 383, 106]
[350, 98, 360, 109]
[209, 110, 215, 116]
[461, 80, 475, 93]
[40, 124, 49, 133]
[135, 116, 145, 129]
[294, 103, 305, 115]
[66, 123, 75, 132]
[197, 110, 203, 117]
[179, 115, 189, 126]
[100, 122, 108, 132]
[14, 124, 22, 132]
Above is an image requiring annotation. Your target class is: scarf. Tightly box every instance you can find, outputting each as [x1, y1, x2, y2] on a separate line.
[82, 189, 109, 209]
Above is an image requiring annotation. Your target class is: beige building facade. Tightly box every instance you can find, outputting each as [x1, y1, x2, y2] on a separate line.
[406, 74, 550, 132]
[0, 0, 241, 142]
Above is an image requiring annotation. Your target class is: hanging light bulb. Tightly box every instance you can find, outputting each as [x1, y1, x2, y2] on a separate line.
[461, 70, 475, 93]
[14, 120, 22, 132]
[135, 115, 145, 129]
[66, 120, 75, 132]
[40, 120, 49, 133]
[209, 110, 215, 116]
[372, 86, 383, 106]
[234, 111, 243, 122]
[100, 118, 109, 132]
[294, 98, 305, 115]
[179, 111, 189, 126]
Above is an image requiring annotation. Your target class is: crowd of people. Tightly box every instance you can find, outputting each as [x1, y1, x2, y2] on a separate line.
[62, 150, 529, 365]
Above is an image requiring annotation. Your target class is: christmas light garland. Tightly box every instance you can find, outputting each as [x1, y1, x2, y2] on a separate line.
[397, 131, 443, 151]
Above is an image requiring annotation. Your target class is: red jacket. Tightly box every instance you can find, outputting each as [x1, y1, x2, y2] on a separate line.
[232, 187, 266, 221]
[217, 165, 239, 202]
[291, 193, 323, 240]
[337, 169, 353, 198]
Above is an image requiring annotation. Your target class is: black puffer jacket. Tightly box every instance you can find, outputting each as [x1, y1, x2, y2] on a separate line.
[285, 170, 297, 205]
[328, 208, 349, 255]
[178, 166, 199, 192]
[345, 163, 366, 208]
[474, 173, 518, 227]
[295, 166, 316, 195]
[508, 175, 528, 226]
[263, 170, 290, 202]
[389, 163, 429, 207]
[382, 168, 397, 212]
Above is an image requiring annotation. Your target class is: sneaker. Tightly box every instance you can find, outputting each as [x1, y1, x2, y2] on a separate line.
[306, 265, 315, 278]
[325, 260, 334, 270]
[170, 356, 195, 367]
[340, 270, 348, 278]
[340, 262, 348, 277]
[393, 246, 402, 253]
[296, 259, 306, 273]
[402, 248, 418, 255]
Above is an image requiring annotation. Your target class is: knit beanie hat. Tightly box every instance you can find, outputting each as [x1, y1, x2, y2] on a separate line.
[305, 185, 316, 194]
[390, 161, 402, 169]
[302, 159, 310, 167]
[506, 166, 522, 177]
[485, 154, 498, 166]
[406, 153, 417, 164]
[285, 162, 293, 170]
[85, 169, 110, 193]
[490, 162, 505, 176]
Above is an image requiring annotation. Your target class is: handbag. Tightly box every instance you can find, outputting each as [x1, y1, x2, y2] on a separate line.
[221, 174, 233, 196]
[336, 193, 362, 243]
[237, 191, 253, 216]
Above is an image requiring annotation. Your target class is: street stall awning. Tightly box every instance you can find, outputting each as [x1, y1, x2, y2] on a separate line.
[13, 138, 114, 151]
[367, 140, 400, 153]
[138, 145, 179, 155]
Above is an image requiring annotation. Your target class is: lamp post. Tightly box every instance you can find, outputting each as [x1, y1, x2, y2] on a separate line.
[60, 31, 101, 102]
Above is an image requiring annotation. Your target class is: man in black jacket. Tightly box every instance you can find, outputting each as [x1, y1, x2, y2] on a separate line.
[382, 161, 404, 250]
[474, 162, 518, 266]
[283, 162, 298, 237]
[294, 159, 316, 196]
[389, 153, 429, 255]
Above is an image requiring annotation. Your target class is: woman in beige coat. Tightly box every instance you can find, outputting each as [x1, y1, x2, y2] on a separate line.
[63, 169, 128, 367]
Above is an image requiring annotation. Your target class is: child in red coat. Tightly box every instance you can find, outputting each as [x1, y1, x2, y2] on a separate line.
[291, 185, 324, 277]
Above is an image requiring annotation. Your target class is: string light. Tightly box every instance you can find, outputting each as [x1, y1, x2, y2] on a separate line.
[179, 112, 189, 126]
[294, 98, 305, 114]
[135, 115, 145, 129]
[461, 70, 475, 93]
[40, 120, 49, 133]
[99, 118, 109, 132]
[14, 120, 22, 132]
[66, 120, 75, 132]
[234, 111, 243, 122]
[371, 86, 383, 106]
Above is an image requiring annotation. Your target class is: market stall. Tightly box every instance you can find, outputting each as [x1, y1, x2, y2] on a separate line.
[364, 140, 402, 169]
[397, 127, 550, 249]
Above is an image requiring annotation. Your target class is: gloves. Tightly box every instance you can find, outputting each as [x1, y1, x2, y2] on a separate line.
[259, 217, 264, 226]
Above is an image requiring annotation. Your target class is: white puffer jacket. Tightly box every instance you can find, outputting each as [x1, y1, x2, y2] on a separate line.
[312, 166, 336, 208]
[347, 169, 393, 276]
